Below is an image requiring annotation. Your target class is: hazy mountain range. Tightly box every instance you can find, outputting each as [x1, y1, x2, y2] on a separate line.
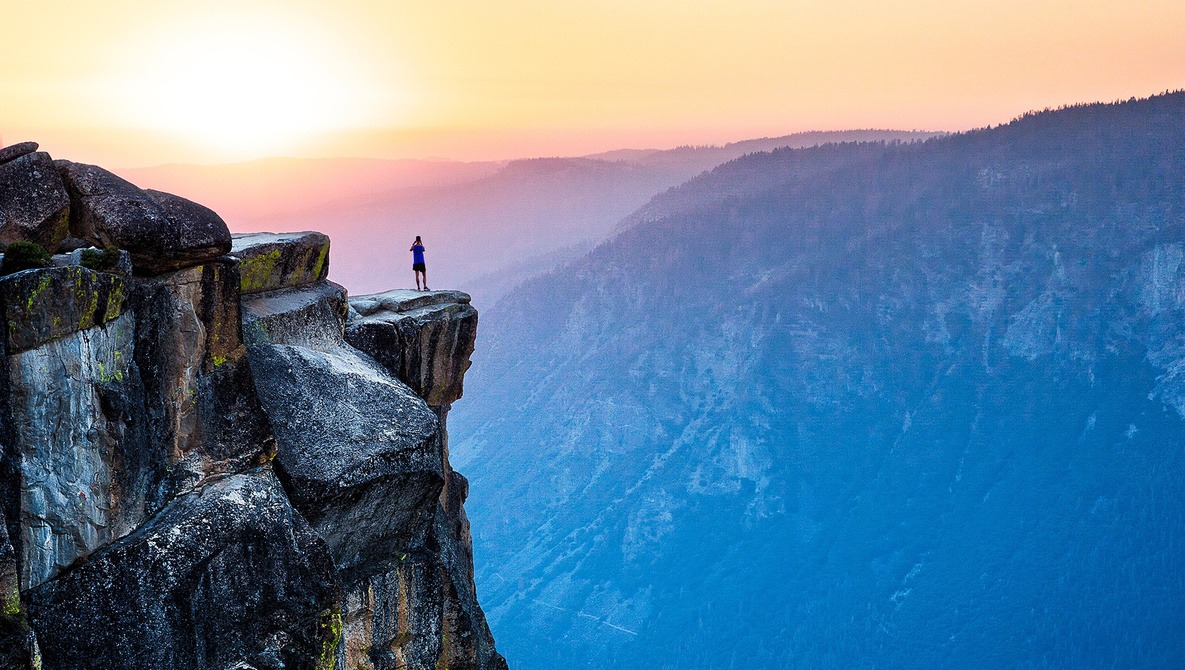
[121, 130, 938, 305]
[449, 92, 1185, 668]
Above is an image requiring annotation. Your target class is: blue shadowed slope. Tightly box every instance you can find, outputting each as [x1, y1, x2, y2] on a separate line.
[452, 92, 1185, 669]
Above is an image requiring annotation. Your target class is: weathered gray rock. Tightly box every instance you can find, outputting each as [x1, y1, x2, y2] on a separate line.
[245, 279, 503, 668]
[0, 143, 38, 166]
[0, 266, 126, 354]
[241, 280, 349, 350]
[243, 278, 444, 581]
[56, 161, 231, 274]
[0, 267, 154, 596]
[131, 260, 275, 508]
[27, 470, 341, 670]
[231, 232, 330, 294]
[0, 509, 41, 670]
[335, 474, 506, 670]
[248, 342, 442, 582]
[0, 151, 70, 251]
[346, 290, 477, 406]
[9, 310, 145, 589]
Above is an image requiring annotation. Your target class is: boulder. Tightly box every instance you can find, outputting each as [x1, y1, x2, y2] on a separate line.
[26, 470, 342, 670]
[242, 278, 445, 581]
[231, 232, 330, 294]
[0, 152, 70, 251]
[131, 260, 275, 508]
[345, 290, 477, 406]
[241, 280, 349, 350]
[56, 161, 231, 274]
[0, 266, 126, 354]
[247, 342, 442, 583]
[0, 142, 38, 166]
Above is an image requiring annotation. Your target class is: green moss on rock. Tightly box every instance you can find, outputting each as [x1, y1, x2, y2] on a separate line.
[231, 232, 332, 294]
[318, 608, 344, 670]
[0, 266, 126, 353]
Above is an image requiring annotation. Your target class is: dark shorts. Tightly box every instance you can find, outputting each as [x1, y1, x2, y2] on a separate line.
[412, 262, 426, 272]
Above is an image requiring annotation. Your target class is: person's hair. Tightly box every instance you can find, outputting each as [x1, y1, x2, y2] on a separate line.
[415, 235, 422, 243]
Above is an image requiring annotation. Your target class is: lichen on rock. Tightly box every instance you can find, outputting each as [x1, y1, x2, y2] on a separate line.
[232, 232, 331, 295]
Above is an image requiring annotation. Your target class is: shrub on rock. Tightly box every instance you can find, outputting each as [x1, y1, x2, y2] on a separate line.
[79, 246, 121, 272]
[0, 241, 50, 275]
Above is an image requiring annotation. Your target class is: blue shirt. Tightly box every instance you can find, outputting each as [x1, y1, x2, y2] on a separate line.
[412, 244, 425, 265]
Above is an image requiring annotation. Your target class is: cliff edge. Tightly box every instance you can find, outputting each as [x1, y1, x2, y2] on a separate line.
[0, 142, 505, 670]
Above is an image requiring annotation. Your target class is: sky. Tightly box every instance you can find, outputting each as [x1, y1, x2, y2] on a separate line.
[2, 0, 1183, 167]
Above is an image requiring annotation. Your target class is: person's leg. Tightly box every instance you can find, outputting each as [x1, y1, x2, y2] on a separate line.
[414, 269, 423, 290]
[422, 267, 429, 291]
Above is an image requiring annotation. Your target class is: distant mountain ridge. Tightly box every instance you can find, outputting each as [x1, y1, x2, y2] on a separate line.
[452, 92, 1185, 669]
[120, 130, 938, 302]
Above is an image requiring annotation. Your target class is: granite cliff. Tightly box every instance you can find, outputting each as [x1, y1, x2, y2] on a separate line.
[0, 142, 504, 670]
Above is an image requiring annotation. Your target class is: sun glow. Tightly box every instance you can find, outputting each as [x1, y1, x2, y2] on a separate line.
[109, 15, 400, 159]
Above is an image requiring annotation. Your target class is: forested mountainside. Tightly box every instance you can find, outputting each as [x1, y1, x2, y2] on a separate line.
[452, 92, 1185, 669]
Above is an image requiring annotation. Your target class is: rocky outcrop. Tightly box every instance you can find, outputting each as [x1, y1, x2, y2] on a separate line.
[247, 341, 442, 582]
[0, 151, 70, 251]
[342, 294, 504, 670]
[346, 290, 478, 406]
[231, 232, 330, 294]
[0, 143, 39, 166]
[26, 471, 339, 670]
[56, 161, 231, 274]
[0, 146, 502, 669]
[131, 260, 275, 508]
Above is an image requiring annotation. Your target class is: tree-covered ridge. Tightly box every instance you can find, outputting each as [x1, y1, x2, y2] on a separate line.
[453, 91, 1185, 669]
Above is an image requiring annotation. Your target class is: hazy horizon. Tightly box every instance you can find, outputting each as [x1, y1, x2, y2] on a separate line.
[4, 1, 1182, 168]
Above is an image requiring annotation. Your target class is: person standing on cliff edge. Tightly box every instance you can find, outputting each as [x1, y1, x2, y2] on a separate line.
[411, 236, 429, 291]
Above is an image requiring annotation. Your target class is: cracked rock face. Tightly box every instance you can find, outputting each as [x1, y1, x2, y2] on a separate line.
[243, 278, 444, 583]
[10, 310, 144, 590]
[246, 315, 442, 582]
[26, 471, 341, 670]
[131, 260, 275, 509]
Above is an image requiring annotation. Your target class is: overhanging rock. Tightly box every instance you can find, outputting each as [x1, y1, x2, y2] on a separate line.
[55, 161, 232, 275]
[243, 280, 443, 583]
[345, 290, 477, 406]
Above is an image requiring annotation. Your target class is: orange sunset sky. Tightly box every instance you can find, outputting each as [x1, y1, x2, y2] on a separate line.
[2, 0, 1183, 168]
